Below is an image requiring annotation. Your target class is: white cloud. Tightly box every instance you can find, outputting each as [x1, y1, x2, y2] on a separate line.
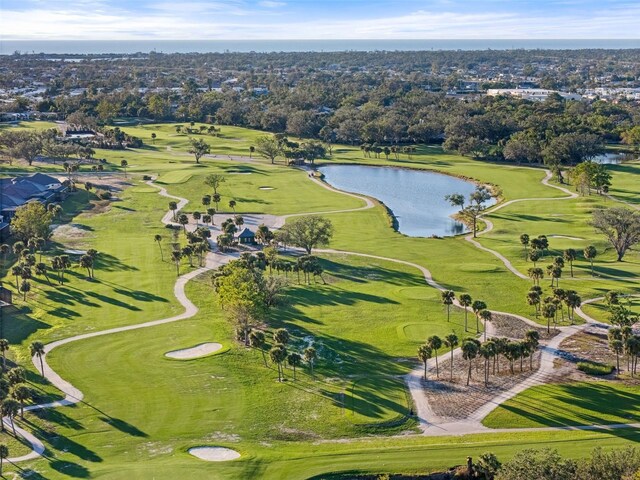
[258, 1, 286, 7]
[1, 3, 639, 40]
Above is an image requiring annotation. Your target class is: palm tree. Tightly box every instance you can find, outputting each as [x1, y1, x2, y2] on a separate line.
[608, 328, 623, 373]
[542, 303, 556, 334]
[202, 195, 211, 207]
[7, 367, 25, 386]
[529, 249, 541, 266]
[19, 279, 30, 301]
[584, 245, 597, 276]
[234, 215, 244, 228]
[0, 340, 9, 372]
[154, 234, 164, 260]
[11, 265, 22, 290]
[207, 208, 216, 225]
[0, 443, 7, 476]
[1, 399, 19, 435]
[287, 352, 302, 381]
[212, 193, 221, 210]
[229, 200, 237, 212]
[462, 340, 479, 386]
[304, 346, 317, 377]
[527, 267, 544, 286]
[480, 340, 496, 386]
[192, 211, 201, 226]
[479, 310, 492, 340]
[169, 201, 178, 220]
[12, 241, 25, 258]
[273, 328, 289, 345]
[269, 344, 287, 382]
[426, 335, 442, 379]
[444, 333, 459, 382]
[563, 249, 576, 277]
[472, 300, 487, 333]
[249, 330, 267, 367]
[249, 146, 255, 158]
[151, 132, 157, 144]
[30, 341, 46, 376]
[458, 294, 472, 331]
[178, 214, 189, 233]
[12, 383, 31, 418]
[79, 254, 93, 279]
[417, 344, 433, 380]
[171, 250, 182, 275]
[441, 290, 455, 322]
[35, 262, 50, 285]
[520, 234, 530, 259]
[120, 159, 128, 177]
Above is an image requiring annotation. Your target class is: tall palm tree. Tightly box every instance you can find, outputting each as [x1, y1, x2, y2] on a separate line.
[462, 340, 479, 386]
[202, 195, 211, 207]
[472, 300, 487, 333]
[12, 383, 31, 418]
[542, 303, 556, 334]
[426, 335, 442, 379]
[417, 344, 433, 380]
[273, 328, 290, 345]
[0, 339, 9, 372]
[154, 234, 164, 260]
[524, 330, 540, 370]
[249, 330, 267, 367]
[303, 346, 317, 377]
[212, 193, 221, 211]
[480, 340, 496, 386]
[520, 234, 530, 259]
[444, 333, 459, 382]
[458, 294, 472, 331]
[30, 341, 46, 376]
[169, 201, 178, 220]
[20, 280, 30, 301]
[79, 254, 93, 279]
[269, 344, 287, 382]
[120, 159, 128, 177]
[207, 208, 216, 225]
[479, 310, 492, 341]
[287, 352, 302, 381]
[1, 399, 19, 435]
[441, 290, 455, 322]
[11, 265, 22, 290]
[192, 211, 201, 226]
[35, 262, 51, 285]
[584, 245, 597, 276]
[178, 214, 189, 233]
[171, 250, 182, 275]
[563, 249, 577, 277]
[527, 267, 544, 286]
[0, 443, 8, 476]
[229, 200, 237, 212]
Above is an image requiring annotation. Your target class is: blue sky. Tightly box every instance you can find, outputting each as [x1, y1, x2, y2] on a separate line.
[1, 0, 639, 39]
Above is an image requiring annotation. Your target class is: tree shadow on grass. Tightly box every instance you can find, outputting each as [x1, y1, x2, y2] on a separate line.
[49, 460, 90, 478]
[83, 291, 141, 311]
[28, 407, 84, 431]
[98, 416, 148, 437]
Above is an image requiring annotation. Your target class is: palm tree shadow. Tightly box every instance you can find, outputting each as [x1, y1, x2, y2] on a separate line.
[98, 416, 148, 437]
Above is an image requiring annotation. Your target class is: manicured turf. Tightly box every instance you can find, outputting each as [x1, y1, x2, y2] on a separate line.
[482, 381, 640, 428]
[1, 121, 639, 478]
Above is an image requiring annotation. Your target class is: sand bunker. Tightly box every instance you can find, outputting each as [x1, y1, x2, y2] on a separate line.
[228, 171, 252, 175]
[63, 249, 87, 255]
[259, 186, 275, 190]
[165, 343, 222, 359]
[189, 447, 240, 461]
[548, 235, 583, 240]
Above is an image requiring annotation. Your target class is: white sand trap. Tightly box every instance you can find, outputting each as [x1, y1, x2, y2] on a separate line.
[228, 171, 252, 175]
[63, 249, 87, 255]
[259, 186, 274, 190]
[189, 447, 240, 461]
[548, 235, 583, 240]
[165, 343, 222, 359]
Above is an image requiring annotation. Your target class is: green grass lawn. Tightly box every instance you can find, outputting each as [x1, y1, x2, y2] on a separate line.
[483, 381, 640, 429]
[1, 121, 639, 478]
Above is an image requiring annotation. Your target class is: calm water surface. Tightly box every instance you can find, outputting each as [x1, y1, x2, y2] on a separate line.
[319, 165, 495, 237]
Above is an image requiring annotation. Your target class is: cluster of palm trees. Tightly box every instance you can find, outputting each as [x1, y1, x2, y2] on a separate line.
[608, 327, 640, 377]
[418, 330, 540, 386]
[161, 227, 211, 275]
[521, 234, 598, 277]
[526, 286, 582, 333]
[249, 328, 317, 382]
[441, 290, 489, 334]
[0, 340, 45, 440]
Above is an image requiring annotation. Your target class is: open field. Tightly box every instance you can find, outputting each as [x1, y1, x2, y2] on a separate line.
[483, 381, 640, 429]
[1, 121, 639, 478]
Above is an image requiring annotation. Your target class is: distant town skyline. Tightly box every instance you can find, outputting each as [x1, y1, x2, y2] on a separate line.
[1, 0, 639, 40]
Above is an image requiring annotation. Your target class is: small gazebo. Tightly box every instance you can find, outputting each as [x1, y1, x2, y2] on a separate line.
[235, 227, 256, 245]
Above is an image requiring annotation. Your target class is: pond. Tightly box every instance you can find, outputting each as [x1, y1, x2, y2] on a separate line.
[318, 165, 495, 237]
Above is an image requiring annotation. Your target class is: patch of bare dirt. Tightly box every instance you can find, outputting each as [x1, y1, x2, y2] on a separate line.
[490, 313, 558, 340]
[424, 352, 542, 421]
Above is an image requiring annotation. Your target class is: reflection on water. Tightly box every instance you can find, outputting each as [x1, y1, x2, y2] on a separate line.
[319, 165, 495, 237]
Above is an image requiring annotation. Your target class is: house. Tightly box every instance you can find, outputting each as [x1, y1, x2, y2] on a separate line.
[235, 227, 256, 245]
[0, 173, 68, 224]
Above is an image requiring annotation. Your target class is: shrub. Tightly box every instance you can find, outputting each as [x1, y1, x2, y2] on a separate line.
[97, 190, 112, 200]
[577, 361, 614, 376]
